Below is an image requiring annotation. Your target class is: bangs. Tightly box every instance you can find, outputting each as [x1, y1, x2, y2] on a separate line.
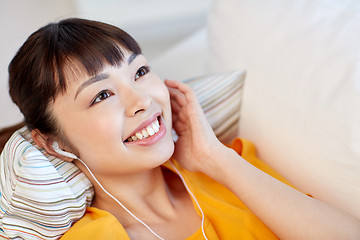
[53, 18, 142, 93]
[8, 18, 141, 133]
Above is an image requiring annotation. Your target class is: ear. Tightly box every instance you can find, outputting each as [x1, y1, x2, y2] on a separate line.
[31, 129, 75, 162]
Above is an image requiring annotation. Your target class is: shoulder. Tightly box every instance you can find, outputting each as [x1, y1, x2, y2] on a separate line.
[60, 207, 130, 240]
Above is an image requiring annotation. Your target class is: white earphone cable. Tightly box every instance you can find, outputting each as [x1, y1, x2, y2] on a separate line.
[77, 158, 165, 240]
[53, 142, 199, 239]
[168, 161, 209, 240]
[77, 158, 208, 240]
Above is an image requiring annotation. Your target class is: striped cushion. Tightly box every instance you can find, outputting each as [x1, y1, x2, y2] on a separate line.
[183, 70, 245, 144]
[0, 127, 94, 239]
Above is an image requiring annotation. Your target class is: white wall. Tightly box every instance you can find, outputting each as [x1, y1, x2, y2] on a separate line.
[0, 0, 77, 128]
[74, 0, 212, 60]
[0, 0, 212, 128]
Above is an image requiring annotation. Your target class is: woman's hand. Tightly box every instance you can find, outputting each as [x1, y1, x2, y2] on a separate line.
[165, 79, 223, 173]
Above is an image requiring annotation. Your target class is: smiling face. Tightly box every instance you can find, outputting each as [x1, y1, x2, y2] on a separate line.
[51, 50, 174, 176]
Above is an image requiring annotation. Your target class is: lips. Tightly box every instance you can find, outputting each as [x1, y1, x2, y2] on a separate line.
[123, 113, 166, 145]
[125, 117, 160, 142]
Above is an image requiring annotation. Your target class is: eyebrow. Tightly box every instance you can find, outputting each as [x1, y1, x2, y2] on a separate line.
[74, 73, 110, 99]
[74, 53, 139, 100]
[128, 52, 138, 65]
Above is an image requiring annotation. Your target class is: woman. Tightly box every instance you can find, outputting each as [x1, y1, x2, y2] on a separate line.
[1, 18, 360, 239]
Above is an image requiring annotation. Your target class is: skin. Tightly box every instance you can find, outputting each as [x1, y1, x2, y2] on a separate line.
[32, 50, 201, 239]
[32, 48, 360, 239]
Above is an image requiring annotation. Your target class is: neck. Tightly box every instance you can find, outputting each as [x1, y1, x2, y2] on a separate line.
[76, 160, 205, 240]
[86, 165, 180, 226]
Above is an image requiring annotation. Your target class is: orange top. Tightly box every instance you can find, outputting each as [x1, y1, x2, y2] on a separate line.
[61, 138, 294, 239]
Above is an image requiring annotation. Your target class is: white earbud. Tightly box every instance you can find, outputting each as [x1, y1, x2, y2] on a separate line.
[52, 141, 78, 159]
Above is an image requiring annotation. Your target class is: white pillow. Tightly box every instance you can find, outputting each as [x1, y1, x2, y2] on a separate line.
[207, 0, 360, 218]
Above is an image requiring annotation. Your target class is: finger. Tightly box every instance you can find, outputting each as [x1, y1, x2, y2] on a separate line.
[164, 79, 180, 87]
[165, 79, 190, 94]
[170, 98, 181, 114]
[165, 79, 196, 102]
[171, 114, 179, 127]
[170, 99, 190, 125]
[167, 86, 187, 107]
[165, 79, 191, 95]
[172, 121, 185, 134]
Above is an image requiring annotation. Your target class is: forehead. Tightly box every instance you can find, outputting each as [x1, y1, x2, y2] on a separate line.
[74, 52, 142, 97]
[55, 35, 140, 94]
[62, 46, 134, 85]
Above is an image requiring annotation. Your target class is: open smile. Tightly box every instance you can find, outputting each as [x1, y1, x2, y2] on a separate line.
[124, 115, 166, 146]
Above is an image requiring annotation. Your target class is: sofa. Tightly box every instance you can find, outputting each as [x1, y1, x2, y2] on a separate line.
[152, 0, 360, 220]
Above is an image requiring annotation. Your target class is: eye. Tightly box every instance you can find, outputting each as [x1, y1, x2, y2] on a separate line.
[90, 90, 114, 106]
[135, 65, 150, 80]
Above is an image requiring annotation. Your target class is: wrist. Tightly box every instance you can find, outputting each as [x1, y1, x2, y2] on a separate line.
[200, 144, 242, 185]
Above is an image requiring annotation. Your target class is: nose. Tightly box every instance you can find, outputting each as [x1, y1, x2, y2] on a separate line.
[124, 86, 152, 116]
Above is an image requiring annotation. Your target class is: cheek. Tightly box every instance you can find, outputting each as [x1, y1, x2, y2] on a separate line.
[154, 80, 171, 109]
[154, 81, 172, 123]
[60, 107, 124, 156]
[67, 117, 125, 171]
[79, 115, 121, 142]
[156, 82, 174, 141]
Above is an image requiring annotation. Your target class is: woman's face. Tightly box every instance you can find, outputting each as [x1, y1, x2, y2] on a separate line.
[51, 50, 174, 176]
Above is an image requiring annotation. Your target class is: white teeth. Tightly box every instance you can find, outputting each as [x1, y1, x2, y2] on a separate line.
[147, 126, 155, 136]
[126, 118, 160, 142]
[135, 132, 143, 140]
[142, 129, 149, 138]
[152, 121, 159, 131]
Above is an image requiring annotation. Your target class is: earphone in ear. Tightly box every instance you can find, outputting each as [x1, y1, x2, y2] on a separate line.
[52, 141, 78, 159]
